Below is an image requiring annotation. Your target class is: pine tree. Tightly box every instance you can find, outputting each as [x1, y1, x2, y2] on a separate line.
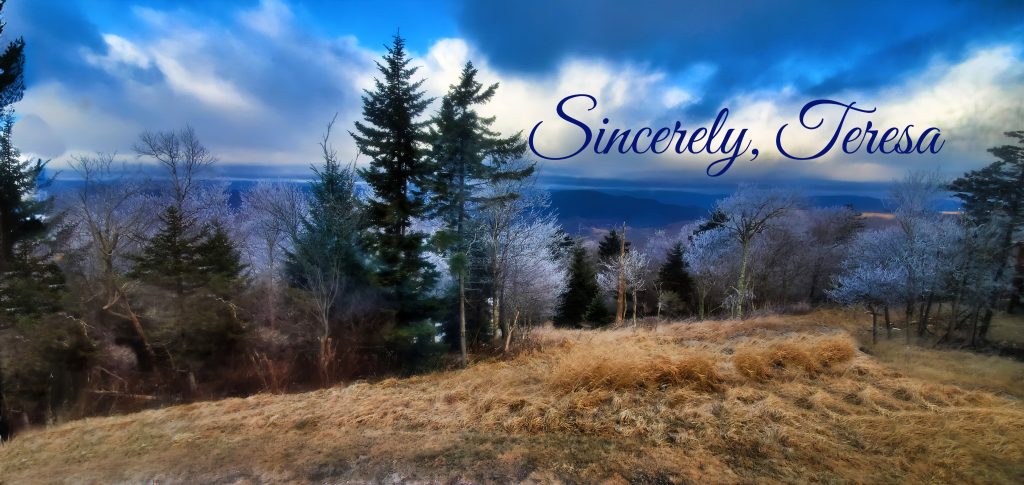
[597, 229, 630, 261]
[351, 34, 436, 324]
[428, 62, 527, 362]
[132, 205, 206, 295]
[950, 130, 1024, 336]
[286, 124, 367, 368]
[658, 242, 694, 315]
[0, 4, 36, 440]
[196, 223, 245, 289]
[554, 244, 605, 327]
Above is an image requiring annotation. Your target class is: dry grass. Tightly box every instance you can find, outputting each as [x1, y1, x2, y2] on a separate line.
[2, 311, 1023, 484]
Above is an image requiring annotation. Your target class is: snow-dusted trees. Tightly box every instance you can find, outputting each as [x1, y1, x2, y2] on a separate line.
[747, 206, 861, 306]
[598, 248, 650, 325]
[240, 181, 306, 328]
[828, 227, 906, 343]
[477, 167, 564, 346]
[715, 186, 800, 318]
[684, 226, 738, 319]
[498, 214, 566, 349]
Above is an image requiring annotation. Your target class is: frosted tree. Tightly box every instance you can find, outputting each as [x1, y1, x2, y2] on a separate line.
[828, 228, 907, 343]
[241, 181, 307, 328]
[476, 160, 550, 345]
[714, 186, 800, 318]
[500, 215, 566, 349]
[684, 226, 738, 319]
[599, 248, 650, 325]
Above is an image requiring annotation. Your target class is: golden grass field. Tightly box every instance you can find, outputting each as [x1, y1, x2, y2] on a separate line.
[2, 309, 1023, 484]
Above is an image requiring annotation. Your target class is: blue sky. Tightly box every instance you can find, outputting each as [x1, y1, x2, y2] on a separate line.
[5, 0, 1024, 186]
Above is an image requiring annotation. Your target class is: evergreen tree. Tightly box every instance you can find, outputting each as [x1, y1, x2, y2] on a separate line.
[351, 34, 436, 324]
[950, 130, 1024, 334]
[0, 5, 39, 441]
[196, 223, 245, 288]
[132, 205, 205, 295]
[286, 127, 367, 357]
[428, 62, 527, 362]
[658, 242, 694, 315]
[597, 229, 630, 261]
[554, 244, 604, 327]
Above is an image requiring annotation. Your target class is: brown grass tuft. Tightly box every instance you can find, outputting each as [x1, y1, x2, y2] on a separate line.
[549, 342, 722, 392]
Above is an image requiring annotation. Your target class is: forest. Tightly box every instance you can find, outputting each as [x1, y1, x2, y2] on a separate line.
[1, 22, 1023, 445]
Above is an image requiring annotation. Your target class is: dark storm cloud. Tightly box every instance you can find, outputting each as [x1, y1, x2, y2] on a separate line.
[453, 0, 1024, 115]
[5, 0, 109, 85]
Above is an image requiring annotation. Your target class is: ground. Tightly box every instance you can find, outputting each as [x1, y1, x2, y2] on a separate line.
[1, 309, 1023, 484]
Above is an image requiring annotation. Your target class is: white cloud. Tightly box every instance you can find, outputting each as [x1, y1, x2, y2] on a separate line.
[11, 1, 1022, 186]
[239, 0, 294, 38]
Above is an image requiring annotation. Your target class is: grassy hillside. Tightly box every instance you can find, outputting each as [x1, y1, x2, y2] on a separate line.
[2, 311, 1023, 484]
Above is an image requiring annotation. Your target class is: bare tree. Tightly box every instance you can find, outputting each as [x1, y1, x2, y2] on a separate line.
[61, 153, 158, 369]
[715, 186, 800, 318]
[685, 226, 738, 319]
[599, 248, 649, 326]
[477, 160, 544, 346]
[134, 125, 216, 211]
[242, 182, 307, 328]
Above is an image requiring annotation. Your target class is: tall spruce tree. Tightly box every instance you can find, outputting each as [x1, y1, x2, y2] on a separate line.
[597, 229, 630, 261]
[351, 34, 436, 324]
[554, 244, 605, 327]
[658, 242, 694, 315]
[286, 122, 367, 370]
[949, 130, 1024, 337]
[0, 3, 34, 440]
[132, 205, 206, 295]
[196, 223, 246, 289]
[428, 62, 527, 362]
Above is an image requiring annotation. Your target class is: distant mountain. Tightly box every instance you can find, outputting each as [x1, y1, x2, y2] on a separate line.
[549, 189, 707, 231]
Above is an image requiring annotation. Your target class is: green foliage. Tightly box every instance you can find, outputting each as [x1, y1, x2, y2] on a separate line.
[0, 241, 65, 317]
[286, 155, 366, 294]
[597, 229, 629, 261]
[351, 34, 437, 324]
[428, 62, 528, 252]
[658, 242, 694, 315]
[132, 206, 207, 294]
[0, 313, 94, 427]
[0, 115, 48, 271]
[950, 131, 1024, 229]
[196, 223, 246, 291]
[554, 244, 604, 327]
[384, 320, 445, 375]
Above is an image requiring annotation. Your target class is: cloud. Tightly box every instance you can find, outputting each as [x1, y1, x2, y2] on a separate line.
[10, 0, 376, 168]
[452, 0, 1024, 117]
[5, 0, 1023, 187]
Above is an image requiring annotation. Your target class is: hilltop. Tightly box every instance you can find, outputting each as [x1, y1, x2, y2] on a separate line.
[1, 310, 1023, 484]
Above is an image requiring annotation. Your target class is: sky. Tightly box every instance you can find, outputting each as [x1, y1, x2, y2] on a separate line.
[5, 0, 1024, 188]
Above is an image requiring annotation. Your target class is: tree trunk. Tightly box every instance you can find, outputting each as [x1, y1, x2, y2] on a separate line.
[490, 257, 501, 345]
[631, 289, 638, 327]
[615, 225, 627, 324]
[458, 274, 467, 365]
[1008, 243, 1023, 314]
[904, 303, 913, 344]
[0, 357, 9, 441]
[871, 310, 878, 345]
[884, 306, 892, 340]
[736, 242, 751, 319]
[503, 310, 519, 353]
